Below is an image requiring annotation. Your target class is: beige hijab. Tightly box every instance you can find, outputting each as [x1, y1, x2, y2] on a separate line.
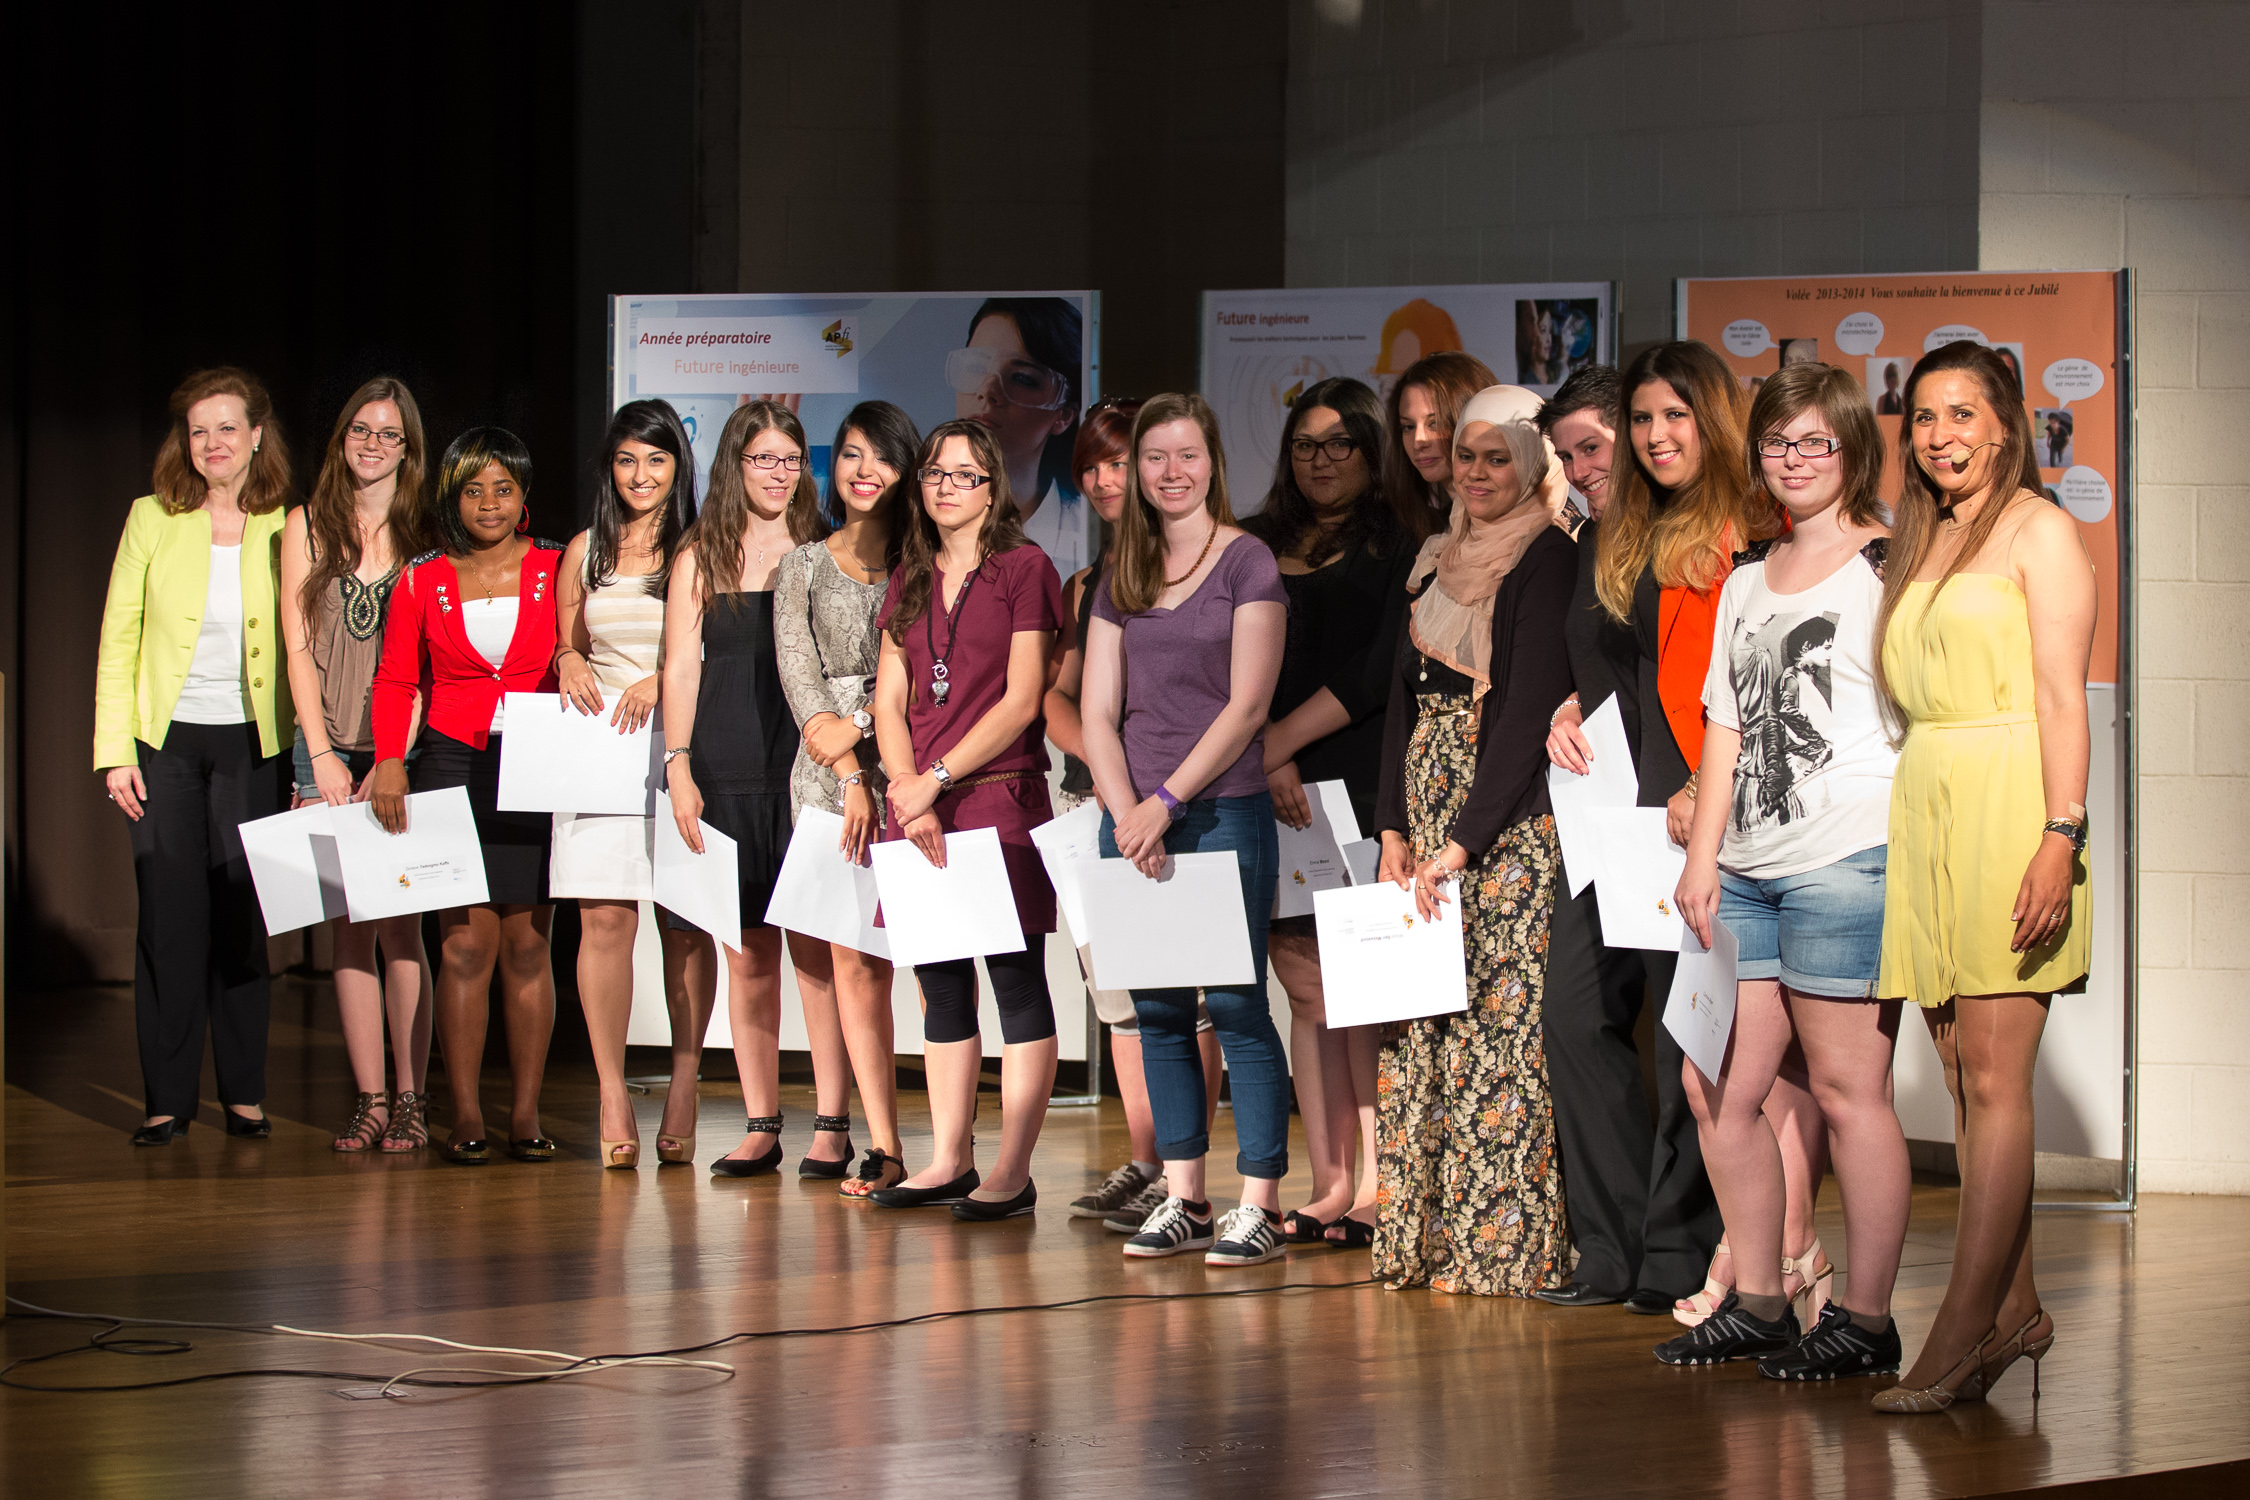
[1405, 385, 1570, 694]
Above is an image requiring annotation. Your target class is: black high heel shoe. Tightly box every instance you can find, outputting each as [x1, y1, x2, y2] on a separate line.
[798, 1113, 854, 1179]
[223, 1107, 272, 1139]
[131, 1117, 190, 1147]
[869, 1167, 981, 1208]
[710, 1115, 786, 1178]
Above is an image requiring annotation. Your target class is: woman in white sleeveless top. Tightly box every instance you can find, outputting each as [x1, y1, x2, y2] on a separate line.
[553, 400, 718, 1169]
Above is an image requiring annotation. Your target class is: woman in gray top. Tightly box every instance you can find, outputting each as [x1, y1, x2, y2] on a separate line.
[773, 401, 919, 1194]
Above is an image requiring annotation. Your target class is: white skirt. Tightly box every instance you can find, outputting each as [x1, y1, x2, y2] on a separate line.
[549, 812, 655, 899]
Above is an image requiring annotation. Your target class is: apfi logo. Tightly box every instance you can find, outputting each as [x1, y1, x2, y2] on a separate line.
[822, 319, 855, 358]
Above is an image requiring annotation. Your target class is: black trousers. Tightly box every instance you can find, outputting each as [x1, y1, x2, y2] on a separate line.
[129, 722, 287, 1119]
[1541, 878, 1723, 1296]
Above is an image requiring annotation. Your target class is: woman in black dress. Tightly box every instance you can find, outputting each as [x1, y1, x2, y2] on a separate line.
[662, 400, 837, 1178]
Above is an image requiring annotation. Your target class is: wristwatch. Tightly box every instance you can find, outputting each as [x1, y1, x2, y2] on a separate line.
[1155, 786, 1185, 821]
[850, 708, 874, 736]
[931, 760, 953, 788]
[2044, 817, 2088, 853]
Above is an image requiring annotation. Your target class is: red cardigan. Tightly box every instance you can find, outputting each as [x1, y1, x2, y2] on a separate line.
[372, 543, 564, 761]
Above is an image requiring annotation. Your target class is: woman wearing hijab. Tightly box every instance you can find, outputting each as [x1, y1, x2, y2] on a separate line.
[1370, 386, 1576, 1297]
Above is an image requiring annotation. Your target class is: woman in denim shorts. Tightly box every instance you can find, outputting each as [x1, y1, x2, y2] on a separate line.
[1657, 362, 1910, 1381]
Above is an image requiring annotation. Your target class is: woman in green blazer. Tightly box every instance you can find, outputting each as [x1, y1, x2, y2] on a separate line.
[94, 366, 295, 1146]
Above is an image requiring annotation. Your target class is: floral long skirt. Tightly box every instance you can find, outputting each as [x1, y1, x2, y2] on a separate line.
[1373, 692, 1568, 1298]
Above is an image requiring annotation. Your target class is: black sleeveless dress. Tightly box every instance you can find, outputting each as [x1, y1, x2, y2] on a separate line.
[665, 590, 795, 933]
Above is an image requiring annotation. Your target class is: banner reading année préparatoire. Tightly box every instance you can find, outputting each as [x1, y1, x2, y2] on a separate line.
[610, 291, 1102, 580]
[1198, 281, 1616, 508]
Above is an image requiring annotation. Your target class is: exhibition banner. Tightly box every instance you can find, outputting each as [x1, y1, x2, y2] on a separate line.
[610, 290, 1103, 581]
[1199, 281, 1616, 508]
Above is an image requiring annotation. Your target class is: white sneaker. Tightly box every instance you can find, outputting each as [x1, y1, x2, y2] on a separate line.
[1122, 1196, 1215, 1258]
[1206, 1204, 1286, 1266]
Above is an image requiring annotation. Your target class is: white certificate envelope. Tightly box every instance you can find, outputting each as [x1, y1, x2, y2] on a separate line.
[1274, 778, 1360, 918]
[495, 693, 664, 816]
[655, 811, 744, 953]
[868, 826, 1026, 968]
[1312, 877, 1469, 1027]
[330, 787, 490, 921]
[1340, 837, 1380, 887]
[1584, 805, 1687, 950]
[1029, 798, 1104, 937]
[1079, 852, 1255, 991]
[1665, 918, 1740, 1083]
[239, 803, 350, 934]
[763, 808, 888, 959]
[1547, 693, 1638, 896]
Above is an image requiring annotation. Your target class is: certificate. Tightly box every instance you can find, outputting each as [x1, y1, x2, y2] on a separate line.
[1079, 852, 1255, 991]
[495, 693, 664, 816]
[1665, 918, 1740, 1083]
[1546, 693, 1638, 896]
[1584, 806, 1687, 951]
[239, 803, 350, 935]
[1274, 778, 1360, 918]
[330, 787, 490, 921]
[1312, 877, 1468, 1027]
[655, 811, 744, 953]
[868, 827, 1027, 967]
[1029, 798, 1104, 939]
[1340, 837, 1380, 887]
[762, 808, 888, 959]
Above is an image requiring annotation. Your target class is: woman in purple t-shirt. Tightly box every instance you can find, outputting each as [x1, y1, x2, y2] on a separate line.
[1082, 393, 1293, 1269]
[867, 419, 1064, 1222]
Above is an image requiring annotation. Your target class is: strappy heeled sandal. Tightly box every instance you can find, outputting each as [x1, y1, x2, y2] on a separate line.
[1980, 1308, 2055, 1398]
[380, 1091, 430, 1153]
[1675, 1238, 1733, 1327]
[799, 1113, 854, 1180]
[1872, 1336, 1990, 1413]
[710, 1115, 785, 1178]
[1324, 1213, 1376, 1249]
[1784, 1237, 1835, 1329]
[332, 1091, 390, 1153]
[1282, 1210, 1330, 1244]
[840, 1147, 907, 1197]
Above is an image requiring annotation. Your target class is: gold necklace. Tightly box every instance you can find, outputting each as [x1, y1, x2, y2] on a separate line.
[1164, 521, 1219, 588]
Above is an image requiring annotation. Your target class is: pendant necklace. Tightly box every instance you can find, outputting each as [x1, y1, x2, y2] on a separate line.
[925, 561, 981, 706]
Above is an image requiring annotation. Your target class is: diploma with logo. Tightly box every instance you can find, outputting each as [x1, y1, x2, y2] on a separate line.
[1311, 877, 1468, 1027]
[1274, 778, 1361, 919]
[1664, 917, 1740, 1083]
[1584, 806, 1688, 951]
[330, 787, 489, 921]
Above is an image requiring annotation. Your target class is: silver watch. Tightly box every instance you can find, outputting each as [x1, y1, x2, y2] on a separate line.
[850, 708, 873, 736]
[931, 760, 953, 787]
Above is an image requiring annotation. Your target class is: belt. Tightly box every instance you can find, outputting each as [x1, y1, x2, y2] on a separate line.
[1913, 710, 2036, 730]
[941, 768, 1038, 791]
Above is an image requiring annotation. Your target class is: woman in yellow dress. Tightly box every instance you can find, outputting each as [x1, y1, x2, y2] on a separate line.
[1870, 341, 2094, 1412]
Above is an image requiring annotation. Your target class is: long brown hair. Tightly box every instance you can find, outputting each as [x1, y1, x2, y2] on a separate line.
[1594, 340, 1773, 621]
[301, 377, 428, 621]
[152, 366, 293, 516]
[1107, 393, 1234, 616]
[1744, 362, 1886, 529]
[691, 400, 821, 610]
[1383, 350, 1494, 534]
[1872, 340, 2047, 717]
[886, 419, 1025, 642]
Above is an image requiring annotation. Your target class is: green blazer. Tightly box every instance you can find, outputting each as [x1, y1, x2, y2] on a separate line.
[94, 495, 293, 768]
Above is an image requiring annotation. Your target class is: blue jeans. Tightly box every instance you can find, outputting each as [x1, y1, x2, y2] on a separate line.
[1099, 793, 1288, 1180]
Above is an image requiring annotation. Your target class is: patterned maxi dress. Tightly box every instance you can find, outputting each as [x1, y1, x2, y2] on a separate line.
[1373, 689, 1568, 1297]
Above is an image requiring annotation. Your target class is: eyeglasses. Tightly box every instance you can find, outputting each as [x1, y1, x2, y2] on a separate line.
[741, 452, 806, 472]
[347, 422, 406, 449]
[918, 468, 991, 491]
[1290, 436, 1360, 463]
[944, 347, 1072, 411]
[1757, 434, 1839, 460]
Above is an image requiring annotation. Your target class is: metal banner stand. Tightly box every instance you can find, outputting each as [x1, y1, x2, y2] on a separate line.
[1049, 989, 1103, 1107]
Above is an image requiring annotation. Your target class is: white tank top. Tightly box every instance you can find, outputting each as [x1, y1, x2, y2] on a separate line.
[173, 544, 250, 724]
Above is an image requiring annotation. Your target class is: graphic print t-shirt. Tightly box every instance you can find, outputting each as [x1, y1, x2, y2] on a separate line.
[1701, 543, 1897, 879]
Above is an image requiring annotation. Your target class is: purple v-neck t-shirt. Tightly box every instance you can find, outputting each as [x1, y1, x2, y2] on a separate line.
[1091, 534, 1287, 803]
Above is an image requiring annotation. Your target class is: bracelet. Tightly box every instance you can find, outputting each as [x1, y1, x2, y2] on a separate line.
[664, 745, 692, 763]
[839, 772, 864, 789]
[1682, 773, 1699, 801]
[309, 747, 339, 764]
[1155, 786, 1185, 820]
[1549, 694, 1580, 730]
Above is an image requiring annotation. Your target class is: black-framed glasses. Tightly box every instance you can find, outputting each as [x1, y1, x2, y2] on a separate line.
[741, 452, 806, 472]
[347, 422, 406, 449]
[1290, 435, 1360, 463]
[918, 467, 991, 491]
[1757, 434, 1839, 460]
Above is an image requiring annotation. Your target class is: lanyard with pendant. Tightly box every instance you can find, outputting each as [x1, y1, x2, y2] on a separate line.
[925, 562, 980, 706]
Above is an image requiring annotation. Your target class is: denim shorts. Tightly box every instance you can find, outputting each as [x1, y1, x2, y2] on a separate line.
[1717, 845, 1887, 998]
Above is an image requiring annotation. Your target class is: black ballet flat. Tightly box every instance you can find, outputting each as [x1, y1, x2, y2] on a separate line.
[223, 1109, 272, 1139]
[710, 1115, 786, 1178]
[869, 1167, 981, 1208]
[508, 1137, 558, 1162]
[798, 1113, 853, 1179]
[131, 1118, 190, 1147]
[952, 1180, 1037, 1221]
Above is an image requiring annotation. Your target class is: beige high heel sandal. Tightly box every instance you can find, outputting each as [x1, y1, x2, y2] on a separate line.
[1872, 1336, 1990, 1413]
[1674, 1238, 1732, 1327]
[1980, 1309, 2055, 1398]
[1783, 1237, 1834, 1328]
[655, 1133, 696, 1166]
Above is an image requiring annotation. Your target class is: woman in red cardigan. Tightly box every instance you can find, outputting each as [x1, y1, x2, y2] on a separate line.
[369, 427, 565, 1165]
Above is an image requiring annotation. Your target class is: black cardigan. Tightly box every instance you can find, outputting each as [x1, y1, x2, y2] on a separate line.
[1374, 525, 1579, 856]
[1562, 519, 1688, 807]
[1275, 540, 1418, 830]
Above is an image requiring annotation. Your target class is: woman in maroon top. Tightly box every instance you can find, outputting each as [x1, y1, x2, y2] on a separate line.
[868, 418, 1064, 1221]
[369, 427, 563, 1165]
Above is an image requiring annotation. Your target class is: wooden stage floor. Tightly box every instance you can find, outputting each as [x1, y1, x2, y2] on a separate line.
[4, 979, 2247, 1498]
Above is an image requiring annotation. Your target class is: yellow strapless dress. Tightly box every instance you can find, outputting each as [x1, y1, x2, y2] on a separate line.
[1878, 574, 2090, 1006]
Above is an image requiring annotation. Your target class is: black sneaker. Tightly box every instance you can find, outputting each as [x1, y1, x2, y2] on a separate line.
[1205, 1204, 1285, 1267]
[1102, 1178, 1170, 1233]
[1758, 1302, 1903, 1381]
[1069, 1162, 1155, 1219]
[1653, 1291, 1800, 1365]
[1122, 1196, 1215, 1258]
